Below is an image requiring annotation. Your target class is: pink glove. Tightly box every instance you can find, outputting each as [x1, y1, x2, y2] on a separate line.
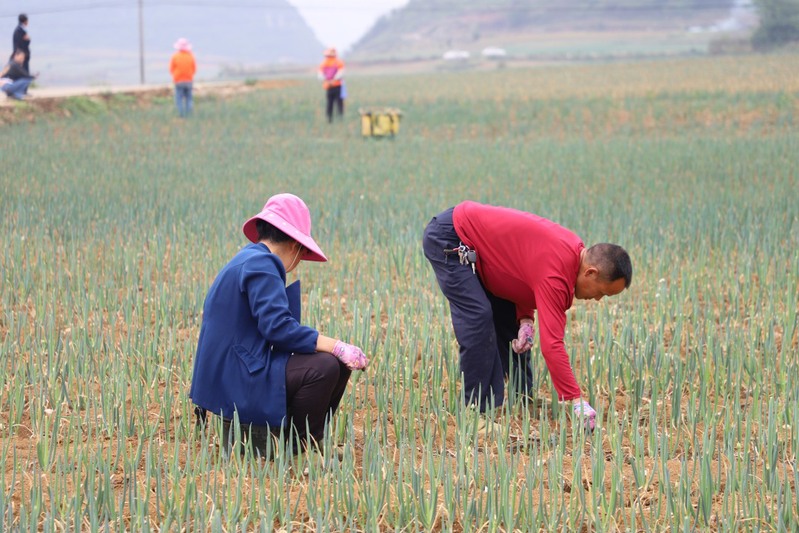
[511, 322, 534, 353]
[572, 399, 597, 432]
[332, 341, 369, 371]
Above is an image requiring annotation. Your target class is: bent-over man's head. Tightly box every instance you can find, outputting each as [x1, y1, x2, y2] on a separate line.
[574, 243, 632, 301]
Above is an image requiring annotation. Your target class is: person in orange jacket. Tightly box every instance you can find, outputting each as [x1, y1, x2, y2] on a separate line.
[317, 48, 344, 123]
[170, 38, 196, 117]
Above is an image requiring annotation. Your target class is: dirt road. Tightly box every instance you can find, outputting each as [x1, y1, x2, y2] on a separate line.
[0, 79, 299, 123]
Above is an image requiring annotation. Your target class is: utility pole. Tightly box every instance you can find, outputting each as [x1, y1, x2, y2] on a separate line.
[138, 0, 145, 84]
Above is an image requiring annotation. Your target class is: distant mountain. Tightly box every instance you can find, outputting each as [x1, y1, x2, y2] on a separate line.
[3, 1, 324, 85]
[349, 0, 742, 61]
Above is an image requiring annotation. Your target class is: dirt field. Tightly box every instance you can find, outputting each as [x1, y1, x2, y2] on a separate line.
[0, 79, 300, 125]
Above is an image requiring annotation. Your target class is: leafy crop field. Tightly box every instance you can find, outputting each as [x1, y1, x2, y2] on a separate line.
[1, 54, 797, 531]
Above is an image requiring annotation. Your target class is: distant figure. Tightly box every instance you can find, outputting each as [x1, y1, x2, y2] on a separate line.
[0, 49, 36, 100]
[318, 48, 344, 123]
[10, 13, 30, 72]
[169, 38, 196, 118]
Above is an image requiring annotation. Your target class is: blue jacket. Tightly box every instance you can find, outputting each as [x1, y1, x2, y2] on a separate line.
[189, 243, 319, 426]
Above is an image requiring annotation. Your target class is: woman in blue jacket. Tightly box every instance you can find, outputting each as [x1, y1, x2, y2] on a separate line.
[190, 193, 368, 456]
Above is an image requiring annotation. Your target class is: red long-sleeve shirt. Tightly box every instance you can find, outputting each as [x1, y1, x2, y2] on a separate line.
[453, 201, 584, 400]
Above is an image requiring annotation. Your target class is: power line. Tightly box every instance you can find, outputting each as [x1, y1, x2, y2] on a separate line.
[0, 2, 130, 18]
[159, 0, 745, 11]
[2, 0, 750, 18]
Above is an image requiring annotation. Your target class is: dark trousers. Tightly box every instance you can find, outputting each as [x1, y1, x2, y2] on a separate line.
[218, 352, 350, 457]
[423, 207, 533, 412]
[285, 352, 351, 445]
[326, 85, 343, 123]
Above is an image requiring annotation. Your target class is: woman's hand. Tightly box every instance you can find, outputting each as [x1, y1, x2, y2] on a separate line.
[332, 341, 369, 371]
[316, 335, 369, 370]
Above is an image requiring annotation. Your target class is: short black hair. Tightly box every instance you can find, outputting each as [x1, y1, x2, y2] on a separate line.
[255, 219, 293, 244]
[586, 243, 632, 288]
[19, 14, 28, 24]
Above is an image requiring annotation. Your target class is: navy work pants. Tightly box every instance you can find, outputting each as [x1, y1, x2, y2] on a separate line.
[423, 207, 533, 412]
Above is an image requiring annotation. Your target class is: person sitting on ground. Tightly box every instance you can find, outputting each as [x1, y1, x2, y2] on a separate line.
[190, 193, 369, 457]
[1, 49, 36, 100]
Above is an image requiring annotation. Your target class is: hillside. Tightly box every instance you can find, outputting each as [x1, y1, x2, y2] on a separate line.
[349, 0, 749, 61]
[4, 1, 323, 85]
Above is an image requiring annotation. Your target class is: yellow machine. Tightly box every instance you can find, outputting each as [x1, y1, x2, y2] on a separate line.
[359, 108, 402, 138]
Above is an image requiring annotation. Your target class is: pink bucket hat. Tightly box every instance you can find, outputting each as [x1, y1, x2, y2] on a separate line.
[242, 194, 327, 262]
[174, 38, 192, 52]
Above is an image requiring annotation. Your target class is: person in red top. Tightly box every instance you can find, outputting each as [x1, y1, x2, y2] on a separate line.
[423, 202, 632, 431]
[317, 47, 344, 123]
[169, 38, 197, 118]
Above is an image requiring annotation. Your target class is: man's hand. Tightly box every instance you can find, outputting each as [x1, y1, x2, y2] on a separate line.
[511, 322, 534, 353]
[572, 399, 597, 432]
[332, 340, 369, 371]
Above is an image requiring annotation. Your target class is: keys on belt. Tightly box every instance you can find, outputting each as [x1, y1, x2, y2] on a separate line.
[443, 243, 477, 274]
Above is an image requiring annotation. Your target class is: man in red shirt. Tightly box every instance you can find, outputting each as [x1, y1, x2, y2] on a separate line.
[423, 201, 632, 431]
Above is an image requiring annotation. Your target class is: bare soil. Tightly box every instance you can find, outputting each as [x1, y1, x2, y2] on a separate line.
[0, 79, 299, 126]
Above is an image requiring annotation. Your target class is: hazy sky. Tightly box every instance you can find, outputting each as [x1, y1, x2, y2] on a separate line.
[289, 0, 409, 52]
